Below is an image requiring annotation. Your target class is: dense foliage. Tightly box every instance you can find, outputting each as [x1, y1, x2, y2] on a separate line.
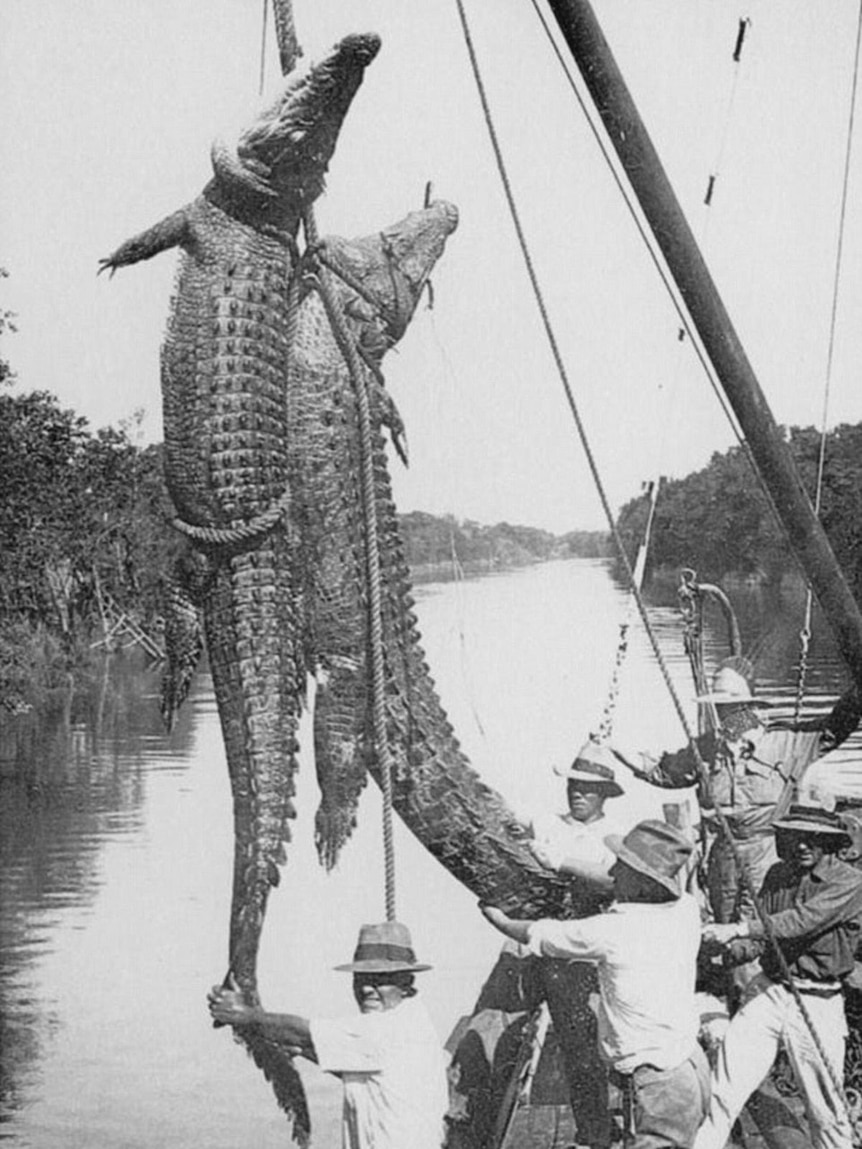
[615, 424, 862, 598]
[0, 390, 175, 702]
[399, 512, 606, 572]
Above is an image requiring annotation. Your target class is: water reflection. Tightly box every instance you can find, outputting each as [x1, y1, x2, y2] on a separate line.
[0, 655, 195, 1135]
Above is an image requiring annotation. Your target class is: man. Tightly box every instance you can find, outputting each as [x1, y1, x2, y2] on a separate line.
[526, 740, 628, 1148]
[529, 739, 626, 892]
[207, 921, 449, 1149]
[694, 805, 862, 1149]
[624, 659, 861, 925]
[481, 819, 709, 1149]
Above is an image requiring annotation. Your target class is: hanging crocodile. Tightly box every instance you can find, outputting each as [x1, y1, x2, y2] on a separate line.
[101, 29, 579, 1145]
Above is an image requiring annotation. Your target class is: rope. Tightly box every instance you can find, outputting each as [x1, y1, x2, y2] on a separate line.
[794, 0, 862, 720]
[527, 0, 797, 584]
[309, 265, 397, 923]
[456, 0, 850, 1110]
[171, 488, 291, 546]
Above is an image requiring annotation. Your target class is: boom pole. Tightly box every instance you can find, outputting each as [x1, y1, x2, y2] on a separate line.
[545, 0, 862, 691]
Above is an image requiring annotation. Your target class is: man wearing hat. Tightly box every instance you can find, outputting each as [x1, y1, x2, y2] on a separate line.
[526, 740, 629, 1148]
[529, 739, 626, 891]
[695, 805, 862, 1149]
[207, 921, 449, 1149]
[621, 658, 861, 927]
[481, 819, 710, 1148]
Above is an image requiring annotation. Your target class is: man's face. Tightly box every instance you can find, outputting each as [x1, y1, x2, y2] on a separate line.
[567, 782, 606, 823]
[352, 973, 407, 1013]
[776, 829, 828, 872]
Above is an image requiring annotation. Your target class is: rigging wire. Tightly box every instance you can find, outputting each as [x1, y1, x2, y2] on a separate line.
[454, 0, 851, 1110]
[794, 0, 862, 720]
[528, 0, 799, 573]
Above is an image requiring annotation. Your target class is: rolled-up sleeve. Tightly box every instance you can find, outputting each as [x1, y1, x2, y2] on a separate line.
[310, 1016, 384, 1075]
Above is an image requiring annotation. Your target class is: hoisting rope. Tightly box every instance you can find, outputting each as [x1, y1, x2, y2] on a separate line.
[454, 0, 851, 1111]
[309, 265, 397, 922]
[267, 0, 397, 921]
[793, 0, 862, 722]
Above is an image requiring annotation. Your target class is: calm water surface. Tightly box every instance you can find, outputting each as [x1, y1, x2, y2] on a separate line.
[2, 559, 859, 1147]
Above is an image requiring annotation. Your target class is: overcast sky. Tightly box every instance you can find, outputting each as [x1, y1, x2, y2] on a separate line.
[2, 1, 861, 532]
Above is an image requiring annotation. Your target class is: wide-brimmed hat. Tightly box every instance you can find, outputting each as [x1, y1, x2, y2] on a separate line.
[773, 805, 851, 843]
[696, 663, 770, 708]
[605, 819, 693, 897]
[334, 921, 432, 973]
[554, 740, 624, 797]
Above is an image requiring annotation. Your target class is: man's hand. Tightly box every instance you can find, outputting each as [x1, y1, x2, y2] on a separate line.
[207, 973, 258, 1027]
[529, 842, 555, 870]
[702, 921, 749, 947]
[479, 904, 513, 931]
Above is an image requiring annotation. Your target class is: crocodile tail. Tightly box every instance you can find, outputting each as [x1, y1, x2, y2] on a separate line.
[160, 562, 206, 731]
[235, 1030, 310, 1148]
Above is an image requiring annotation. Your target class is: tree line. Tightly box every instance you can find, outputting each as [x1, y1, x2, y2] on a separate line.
[614, 424, 862, 599]
[0, 387, 608, 706]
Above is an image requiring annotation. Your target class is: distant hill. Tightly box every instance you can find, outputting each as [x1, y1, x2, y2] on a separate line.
[398, 511, 610, 578]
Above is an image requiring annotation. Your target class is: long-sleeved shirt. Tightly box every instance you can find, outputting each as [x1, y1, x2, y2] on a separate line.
[730, 853, 862, 983]
[632, 684, 862, 831]
[527, 894, 701, 1074]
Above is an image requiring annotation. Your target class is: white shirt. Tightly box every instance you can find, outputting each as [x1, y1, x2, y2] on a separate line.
[527, 894, 701, 1073]
[529, 809, 627, 871]
[310, 995, 449, 1149]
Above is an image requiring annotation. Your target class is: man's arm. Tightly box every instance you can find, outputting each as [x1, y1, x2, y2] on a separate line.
[554, 854, 614, 893]
[479, 904, 533, 945]
[704, 868, 862, 947]
[616, 735, 707, 790]
[785, 684, 862, 750]
[207, 980, 317, 1061]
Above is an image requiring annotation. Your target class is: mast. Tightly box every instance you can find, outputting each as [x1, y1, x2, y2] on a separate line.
[545, 0, 862, 691]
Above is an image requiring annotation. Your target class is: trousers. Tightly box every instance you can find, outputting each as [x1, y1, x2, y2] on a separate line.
[616, 1045, 710, 1149]
[693, 978, 851, 1149]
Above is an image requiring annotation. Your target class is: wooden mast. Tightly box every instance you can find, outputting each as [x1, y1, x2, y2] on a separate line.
[544, 0, 862, 691]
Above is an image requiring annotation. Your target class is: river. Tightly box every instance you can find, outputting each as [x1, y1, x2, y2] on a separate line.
[2, 558, 860, 1147]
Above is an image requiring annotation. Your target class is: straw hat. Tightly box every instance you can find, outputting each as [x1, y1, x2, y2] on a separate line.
[696, 662, 770, 708]
[554, 740, 623, 797]
[605, 819, 693, 897]
[772, 805, 851, 843]
[334, 921, 432, 973]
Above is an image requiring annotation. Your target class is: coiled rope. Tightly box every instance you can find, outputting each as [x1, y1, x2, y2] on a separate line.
[454, 0, 851, 1109]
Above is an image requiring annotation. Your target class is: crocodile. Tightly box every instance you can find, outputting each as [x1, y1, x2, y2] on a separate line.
[100, 33, 381, 1144]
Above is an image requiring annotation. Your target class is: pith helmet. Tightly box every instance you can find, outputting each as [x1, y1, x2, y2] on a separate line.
[773, 805, 851, 844]
[554, 740, 624, 797]
[605, 819, 693, 897]
[696, 660, 770, 707]
[334, 921, 432, 973]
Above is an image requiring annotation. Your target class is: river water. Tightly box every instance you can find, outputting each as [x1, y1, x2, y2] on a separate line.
[2, 558, 860, 1147]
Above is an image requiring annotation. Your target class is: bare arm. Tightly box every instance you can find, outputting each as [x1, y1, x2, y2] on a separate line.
[479, 904, 534, 945]
[207, 981, 317, 1061]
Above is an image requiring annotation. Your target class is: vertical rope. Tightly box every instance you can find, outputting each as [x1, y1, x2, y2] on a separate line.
[794, 0, 862, 719]
[311, 269, 397, 923]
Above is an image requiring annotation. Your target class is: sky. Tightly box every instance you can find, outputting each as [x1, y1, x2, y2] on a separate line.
[1, 1, 861, 533]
